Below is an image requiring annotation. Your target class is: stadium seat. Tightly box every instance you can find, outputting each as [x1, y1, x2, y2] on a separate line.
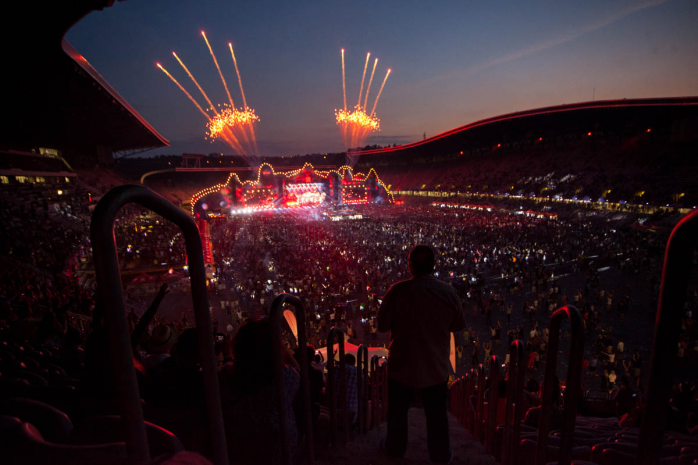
[70, 415, 184, 457]
[0, 397, 73, 443]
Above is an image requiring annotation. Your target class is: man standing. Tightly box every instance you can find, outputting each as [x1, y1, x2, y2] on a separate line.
[378, 245, 465, 463]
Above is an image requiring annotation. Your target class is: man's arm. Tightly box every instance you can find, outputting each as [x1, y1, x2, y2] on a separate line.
[377, 285, 396, 333]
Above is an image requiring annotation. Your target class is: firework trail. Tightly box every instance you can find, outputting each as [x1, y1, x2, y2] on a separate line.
[363, 57, 378, 111]
[157, 34, 260, 156]
[370, 68, 391, 116]
[336, 50, 391, 150]
[357, 52, 370, 109]
[202, 31, 234, 108]
[157, 63, 210, 119]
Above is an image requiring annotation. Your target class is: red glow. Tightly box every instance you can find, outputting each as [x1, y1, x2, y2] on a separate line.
[201, 31, 206, 36]
[156, 62, 162, 68]
[587, 132, 592, 136]
[538, 137, 543, 141]
[647, 128, 651, 133]
[497, 143, 501, 148]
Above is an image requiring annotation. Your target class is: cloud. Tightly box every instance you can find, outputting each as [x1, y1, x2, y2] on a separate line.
[407, 0, 669, 89]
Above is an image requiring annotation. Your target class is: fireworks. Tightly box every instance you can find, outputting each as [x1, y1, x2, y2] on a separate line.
[156, 31, 259, 156]
[206, 104, 260, 141]
[335, 49, 392, 150]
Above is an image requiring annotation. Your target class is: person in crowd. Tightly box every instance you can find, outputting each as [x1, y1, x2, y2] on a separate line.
[218, 318, 301, 464]
[378, 244, 466, 463]
[613, 377, 636, 417]
[146, 328, 205, 409]
[141, 324, 178, 372]
[524, 377, 563, 430]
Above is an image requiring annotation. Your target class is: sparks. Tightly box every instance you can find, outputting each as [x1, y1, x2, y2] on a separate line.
[337, 51, 391, 149]
[157, 34, 260, 156]
[206, 104, 260, 142]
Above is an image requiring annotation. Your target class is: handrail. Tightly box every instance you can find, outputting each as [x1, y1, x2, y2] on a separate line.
[381, 360, 389, 421]
[638, 210, 698, 465]
[476, 364, 485, 441]
[485, 355, 500, 454]
[326, 326, 348, 447]
[535, 305, 584, 465]
[269, 293, 314, 465]
[468, 368, 477, 435]
[90, 185, 228, 465]
[460, 373, 470, 430]
[370, 355, 379, 428]
[502, 340, 526, 465]
[357, 345, 369, 434]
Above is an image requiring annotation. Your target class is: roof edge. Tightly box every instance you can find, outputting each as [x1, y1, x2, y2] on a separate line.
[62, 39, 170, 149]
[354, 96, 698, 156]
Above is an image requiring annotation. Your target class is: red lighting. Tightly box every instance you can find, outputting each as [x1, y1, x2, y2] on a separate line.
[587, 132, 592, 136]
[647, 128, 651, 133]
[538, 137, 543, 141]
[497, 144, 501, 148]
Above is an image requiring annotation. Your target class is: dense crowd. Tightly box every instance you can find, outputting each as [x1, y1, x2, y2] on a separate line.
[2, 173, 698, 463]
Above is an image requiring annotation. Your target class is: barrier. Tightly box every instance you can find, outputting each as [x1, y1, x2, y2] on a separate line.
[90, 185, 228, 465]
[501, 340, 527, 465]
[269, 293, 314, 464]
[357, 345, 369, 434]
[476, 364, 485, 441]
[370, 355, 382, 428]
[326, 327, 348, 447]
[535, 305, 584, 465]
[468, 368, 477, 435]
[638, 210, 698, 465]
[485, 355, 500, 454]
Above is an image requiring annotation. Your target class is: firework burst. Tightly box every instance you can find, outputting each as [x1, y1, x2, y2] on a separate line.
[336, 50, 392, 150]
[157, 31, 259, 156]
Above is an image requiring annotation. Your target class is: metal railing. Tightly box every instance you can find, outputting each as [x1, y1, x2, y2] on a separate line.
[326, 326, 348, 447]
[468, 367, 477, 435]
[535, 305, 584, 465]
[501, 340, 527, 465]
[485, 355, 500, 454]
[356, 345, 369, 434]
[638, 209, 698, 465]
[476, 363, 485, 441]
[269, 293, 314, 465]
[90, 185, 228, 465]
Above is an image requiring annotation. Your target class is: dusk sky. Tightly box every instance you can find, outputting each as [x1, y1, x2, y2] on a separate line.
[66, 0, 698, 157]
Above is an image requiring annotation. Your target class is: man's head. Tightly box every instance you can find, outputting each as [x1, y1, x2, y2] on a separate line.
[345, 353, 356, 366]
[408, 245, 435, 276]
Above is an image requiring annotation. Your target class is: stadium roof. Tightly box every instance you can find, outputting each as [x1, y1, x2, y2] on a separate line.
[354, 97, 698, 158]
[2, 1, 168, 157]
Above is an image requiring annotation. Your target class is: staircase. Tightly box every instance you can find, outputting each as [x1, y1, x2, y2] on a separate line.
[315, 409, 497, 465]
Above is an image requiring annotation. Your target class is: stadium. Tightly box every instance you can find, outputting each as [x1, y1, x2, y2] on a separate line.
[1, 2, 698, 465]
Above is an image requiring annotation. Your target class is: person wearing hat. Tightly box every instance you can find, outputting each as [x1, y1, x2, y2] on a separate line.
[142, 324, 178, 372]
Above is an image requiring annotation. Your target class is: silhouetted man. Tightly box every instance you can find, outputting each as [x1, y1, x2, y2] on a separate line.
[378, 245, 465, 463]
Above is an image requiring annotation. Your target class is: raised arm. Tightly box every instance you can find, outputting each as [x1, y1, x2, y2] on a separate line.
[131, 283, 169, 350]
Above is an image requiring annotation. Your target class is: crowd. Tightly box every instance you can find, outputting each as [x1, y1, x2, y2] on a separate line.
[1, 168, 698, 463]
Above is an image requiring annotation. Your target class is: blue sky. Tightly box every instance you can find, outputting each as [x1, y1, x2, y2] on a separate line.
[66, 0, 698, 156]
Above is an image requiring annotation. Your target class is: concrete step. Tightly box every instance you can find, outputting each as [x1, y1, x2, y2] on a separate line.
[314, 408, 498, 465]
